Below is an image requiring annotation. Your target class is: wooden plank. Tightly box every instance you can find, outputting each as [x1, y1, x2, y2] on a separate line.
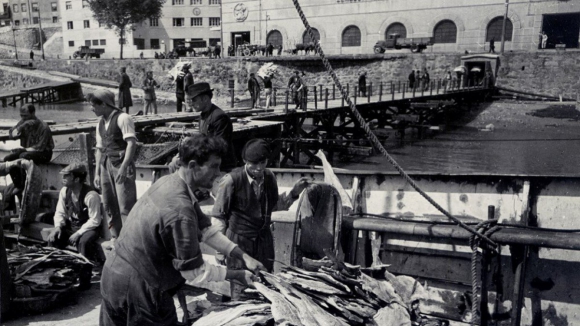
[511, 181, 531, 326]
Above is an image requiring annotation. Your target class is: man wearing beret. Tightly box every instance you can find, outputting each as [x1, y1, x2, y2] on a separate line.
[47, 163, 102, 260]
[88, 89, 137, 239]
[185, 82, 237, 170]
[100, 135, 264, 325]
[212, 138, 310, 299]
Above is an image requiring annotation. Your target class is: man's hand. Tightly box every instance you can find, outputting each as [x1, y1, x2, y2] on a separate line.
[68, 232, 81, 246]
[290, 177, 312, 199]
[93, 175, 101, 189]
[115, 165, 128, 184]
[242, 253, 266, 274]
[215, 252, 227, 266]
[48, 227, 61, 243]
[228, 270, 259, 288]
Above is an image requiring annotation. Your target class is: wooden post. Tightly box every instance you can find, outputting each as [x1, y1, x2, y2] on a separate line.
[480, 205, 495, 326]
[313, 86, 318, 110]
[379, 82, 383, 102]
[319, 84, 322, 100]
[412, 83, 416, 98]
[402, 84, 406, 99]
[78, 133, 95, 185]
[391, 83, 395, 101]
[437, 80, 441, 94]
[430, 81, 434, 96]
[511, 181, 531, 326]
[303, 88, 308, 111]
[398, 80, 401, 93]
[285, 90, 289, 113]
[354, 86, 358, 105]
[230, 89, 234, 108]
[421, 83, 425, 97]
[273, 88, 277, 107]
[346, 84, 350, 98]
[368, 82, 372, 103]
[325, 88, 328, 109]
[333, 84, 336, 100]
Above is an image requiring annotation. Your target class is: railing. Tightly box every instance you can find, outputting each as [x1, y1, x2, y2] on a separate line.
[230, 76, 492, 110]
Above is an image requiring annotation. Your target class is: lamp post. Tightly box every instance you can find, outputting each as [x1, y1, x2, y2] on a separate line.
[12, 27, 18, 60]
[500, 0, 509, 54]
[36, 8, 45, 60]
[265, 13, 270, 45]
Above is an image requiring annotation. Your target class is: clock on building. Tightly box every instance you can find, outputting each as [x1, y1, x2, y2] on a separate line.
[233, 3, 248, 22]
[193, 7, 201, 16]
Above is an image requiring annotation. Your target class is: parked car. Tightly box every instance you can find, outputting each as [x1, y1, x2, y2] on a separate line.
[73, 46, 105, 59]
[374, 33, 433, 53]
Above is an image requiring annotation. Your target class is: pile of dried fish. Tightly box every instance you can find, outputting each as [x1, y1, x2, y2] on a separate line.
[193, 257, 447, 326]
[6, 245, 93, 314]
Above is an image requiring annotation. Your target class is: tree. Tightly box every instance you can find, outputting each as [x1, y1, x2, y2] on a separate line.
[88, 0, 165, 59]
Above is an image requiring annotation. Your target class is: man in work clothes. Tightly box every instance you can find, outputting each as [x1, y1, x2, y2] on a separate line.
[4, 104, 54, 197]
[47, 163, 102, 260]
[47, 162, 101, 290]
[248, 73, 261, 109]
[288, 70, 304, 110]
[118, 67, 133, 114]
[100, 135, 264, 325]
[186, 82, 237, 170]
[212, 138, 311, 299]
[88, 89, 137, 239]
[175, 63, 194, 112]
[358, 72, 367, 97]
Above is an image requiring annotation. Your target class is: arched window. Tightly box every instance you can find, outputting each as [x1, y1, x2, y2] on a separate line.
[433, 20, 457, 43]
[267, 30, 283, 47]
[342, 25, 361, 47]
[385, 23, 406, 39]
[486, 17, 513, 42]
[302, 28, 320, 44]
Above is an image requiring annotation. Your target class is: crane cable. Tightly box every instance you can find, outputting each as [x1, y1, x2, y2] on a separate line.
[290, 0, 498, 249]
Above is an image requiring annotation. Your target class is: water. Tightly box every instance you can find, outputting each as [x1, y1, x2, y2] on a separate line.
[3, 101, 580, 176]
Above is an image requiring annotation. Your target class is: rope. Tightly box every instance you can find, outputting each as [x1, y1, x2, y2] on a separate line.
[468, 220, 500, 325]
[290, 0, 497, 249]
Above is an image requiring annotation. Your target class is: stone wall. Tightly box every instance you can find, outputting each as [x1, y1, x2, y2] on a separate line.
[0, 69, 50, 92]
[29, 51, 580, 102]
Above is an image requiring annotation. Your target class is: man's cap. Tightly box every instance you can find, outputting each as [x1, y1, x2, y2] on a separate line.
[182, 63, 191, 69]
[242, 139, 271, 162]
[60, 162, 87, 175]
[186, 82, 213, 99]
[86, 89, 120, 110]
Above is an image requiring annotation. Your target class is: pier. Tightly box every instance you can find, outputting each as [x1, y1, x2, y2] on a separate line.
[0, 81, 82, 108]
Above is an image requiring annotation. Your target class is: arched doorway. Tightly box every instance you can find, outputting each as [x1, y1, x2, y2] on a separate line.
[486, 17, 513, 42]
[433, 20, 457, 43]
[267, 30, 283, 47]
[302, 28, 320, 44]
[385, 23, 406, 39]
[342, 25, 361, 47]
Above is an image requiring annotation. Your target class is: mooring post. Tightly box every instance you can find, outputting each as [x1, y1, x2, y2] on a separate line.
[313, 86, 318, 110]
[325, 88, 329, 109]
[368, 82, 372, 103]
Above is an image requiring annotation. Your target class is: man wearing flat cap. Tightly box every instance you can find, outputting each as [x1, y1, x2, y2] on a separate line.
[88, 89, 137, 239]
[212, 138, 311, 299]
[185, 82, 237, 170]
[48, 162, 102, 262]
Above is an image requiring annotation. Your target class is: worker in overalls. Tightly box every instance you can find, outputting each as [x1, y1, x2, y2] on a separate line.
[212, 138, 311, 299]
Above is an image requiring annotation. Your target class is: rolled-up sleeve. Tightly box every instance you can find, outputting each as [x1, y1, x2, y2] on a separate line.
[162, 217, 205, 272]
[78, 191, 102, 235]
[117, 113, 136, 140]
[211, 174, 234, 233]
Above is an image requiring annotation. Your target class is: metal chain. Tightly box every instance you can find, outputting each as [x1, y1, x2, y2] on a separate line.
[291, 0, 498, 249]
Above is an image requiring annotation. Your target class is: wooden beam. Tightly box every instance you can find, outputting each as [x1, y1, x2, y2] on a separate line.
[511, 180, 531, 326]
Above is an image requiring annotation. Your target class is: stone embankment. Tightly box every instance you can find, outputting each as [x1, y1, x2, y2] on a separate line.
[0, 50, 578, 105]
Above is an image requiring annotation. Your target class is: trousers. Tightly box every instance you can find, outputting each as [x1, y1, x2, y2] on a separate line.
[100, 158, 136, 238]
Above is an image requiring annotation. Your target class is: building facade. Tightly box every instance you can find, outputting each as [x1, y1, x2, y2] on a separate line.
[221, 0, 580, 55]
[59, 0, 137, 59]
[1, 0, 61, 27]
[133, 0, 222, 53]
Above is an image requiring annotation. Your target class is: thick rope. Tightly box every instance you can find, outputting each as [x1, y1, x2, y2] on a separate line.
[468, 220, 500, 325]
[290, 0, 497, 249]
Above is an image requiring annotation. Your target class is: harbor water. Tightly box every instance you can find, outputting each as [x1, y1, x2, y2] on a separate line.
[2, 100, 580, 177]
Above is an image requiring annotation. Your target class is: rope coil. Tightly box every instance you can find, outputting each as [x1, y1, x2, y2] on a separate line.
[290, 0, 498, 249]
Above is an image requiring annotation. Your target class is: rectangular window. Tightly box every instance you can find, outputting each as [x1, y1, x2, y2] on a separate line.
[191, 0, 201, 4]
[100, 39, 106, 45]
[68, 40, 74, 47]
[149, 18, 158, 27]
[33, 17, 38, 24]
[21, 4, 26, 12]
[51, 2, 57, 11]
[67, 21, 73, 29]
[65, 1, 71, 10]
[82, 0, 89, 8]
[31, 2, 38, 11]
[172, 18, 184, 27]
[209, 0, 220, 4]
[22, 18, 28, 25]
[151, 39, 159, 49]
[83, 20, 90, 28]
[52, 16, 58, 23]
[209, 17, 220, 26]
[12, 4, 17, 13]
[171, 0, 184, 4]
[92, 39, 98, 46]
[14, 20, 19, 26]
[191, 18, 202, 26]
[85, 40, 90, 47]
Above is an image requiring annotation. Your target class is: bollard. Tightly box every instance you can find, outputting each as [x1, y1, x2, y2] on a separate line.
[325, 88, 329, 109]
